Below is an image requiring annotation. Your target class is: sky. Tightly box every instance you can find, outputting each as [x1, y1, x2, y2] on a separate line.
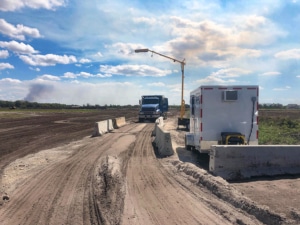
[0, 0, 300, 106]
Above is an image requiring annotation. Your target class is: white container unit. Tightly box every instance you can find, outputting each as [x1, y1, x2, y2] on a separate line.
[185, 85, 259, 153]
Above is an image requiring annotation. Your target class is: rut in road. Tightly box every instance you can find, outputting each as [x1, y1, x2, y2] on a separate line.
[123, 124, 224, 224]
[0, 122, 141, 225]
[122, 123, 266, 225]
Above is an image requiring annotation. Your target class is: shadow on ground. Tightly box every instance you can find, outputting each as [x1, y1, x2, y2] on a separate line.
[176, 147, 209, 171]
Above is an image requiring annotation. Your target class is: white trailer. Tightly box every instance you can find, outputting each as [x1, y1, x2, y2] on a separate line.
[185, 85, 259, 153]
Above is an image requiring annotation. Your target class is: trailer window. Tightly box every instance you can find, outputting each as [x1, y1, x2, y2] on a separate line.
[191, 96, 195, 116]
[223, 90, 238, 101]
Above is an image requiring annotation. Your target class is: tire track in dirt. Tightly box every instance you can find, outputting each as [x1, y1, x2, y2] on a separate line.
[122, 124, 222, 224]
[0, 122, 141, 225]
[122, 123, 266, 225]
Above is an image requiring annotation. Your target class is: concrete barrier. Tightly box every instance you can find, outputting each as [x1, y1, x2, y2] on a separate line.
[112, 117, 126, 129]
[154, 125, 174, 157]
[92, 120, 108, 137]
[92, 119, 114, 137]
[108, 119, 114, 132]
[152, 117, 164, 136]
[210, 145, 300, 180]
[155, 116, 164, 126]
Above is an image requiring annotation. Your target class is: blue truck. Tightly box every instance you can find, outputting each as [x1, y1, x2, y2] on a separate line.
[138, 95, 168, 122]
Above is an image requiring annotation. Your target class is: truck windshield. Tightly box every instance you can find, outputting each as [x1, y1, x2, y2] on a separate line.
[142, 98, 159, 104]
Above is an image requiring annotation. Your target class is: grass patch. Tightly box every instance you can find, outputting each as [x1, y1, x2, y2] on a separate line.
[259, 117, 300, 145]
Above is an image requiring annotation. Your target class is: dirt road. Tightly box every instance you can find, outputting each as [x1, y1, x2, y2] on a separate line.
[0, 109, 300, 224]
[0, 118, 258, 224]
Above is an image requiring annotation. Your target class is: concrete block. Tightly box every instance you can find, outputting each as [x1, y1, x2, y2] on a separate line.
[155, 116, 164, 126]
[92, 121, 108, 137]
[154, 125, 174, 157]
[112, 117, 126, 129]
[210, 145, 300, 180]
[152, 117, 164, 136]
[107, 119, 114, 132]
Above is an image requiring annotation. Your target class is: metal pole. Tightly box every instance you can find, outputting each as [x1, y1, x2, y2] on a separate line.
[180, 62, 185, 119]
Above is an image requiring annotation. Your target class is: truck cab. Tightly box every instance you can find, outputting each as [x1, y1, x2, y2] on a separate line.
[139, 95, 168, 122]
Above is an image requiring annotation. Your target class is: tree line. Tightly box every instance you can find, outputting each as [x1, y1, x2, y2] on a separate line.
[0, 100, 139, 109]
[0, 100, 294, 110]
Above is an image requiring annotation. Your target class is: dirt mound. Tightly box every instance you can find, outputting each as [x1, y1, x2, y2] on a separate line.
[94, 155, 126, 224]
[167, 159, 292, 225]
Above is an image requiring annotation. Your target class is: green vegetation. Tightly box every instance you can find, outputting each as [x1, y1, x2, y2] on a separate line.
[259, 115, 300, 145]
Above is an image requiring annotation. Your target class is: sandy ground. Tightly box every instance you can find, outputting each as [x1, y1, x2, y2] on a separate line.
[0, 109, 300, 224]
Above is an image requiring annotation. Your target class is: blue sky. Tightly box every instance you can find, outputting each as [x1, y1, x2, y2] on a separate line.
[0, 0, 299, 106]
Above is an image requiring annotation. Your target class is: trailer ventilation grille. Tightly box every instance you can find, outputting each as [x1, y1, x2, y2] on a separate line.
[223, 90, 238, 101]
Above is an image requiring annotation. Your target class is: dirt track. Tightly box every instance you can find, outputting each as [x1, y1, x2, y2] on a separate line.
[0, 109, 300, 224]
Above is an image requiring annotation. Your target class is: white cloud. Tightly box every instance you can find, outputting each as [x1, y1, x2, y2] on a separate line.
[275, 49, 300, 59]
[106, 42, 144, 56]
[79, 72, 94, 78]
[133, 17, 157, 25]
[37, 74, 61, 81]
[100, 64, 172, 77]
[19, 54, 77, 66]
[63, 72, 77, 79]
[29, 67, 40, 72]
[260, 71, 281, 76]
[0, 41, 38, 54]
[95, 52, 103, 58]
[62, 71, 111, 79]
[0, 50, 9, 58]
[197, 76, 236, 84]
[147, 82, 165, 87]
[155, 16, 267, 67]
[0, 63, 14, 70]
[196, 67, 251, 84]
[212, 68, 252, 77]
[79, 58, 91, 63]
[0, 78, 21, 83]
[273, 86, 291, 91]
[0, 0, 66, 11]
[0, 19, 41, 40]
